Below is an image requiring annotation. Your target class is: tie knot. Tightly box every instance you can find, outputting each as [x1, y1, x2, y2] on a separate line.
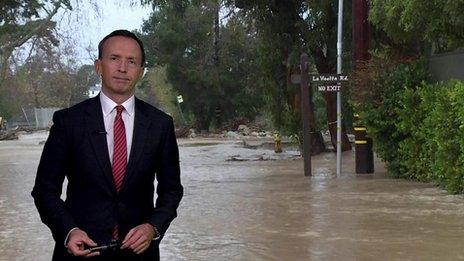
[115, 105, 124, 115]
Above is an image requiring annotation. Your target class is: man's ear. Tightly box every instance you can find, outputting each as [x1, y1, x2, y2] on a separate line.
[94, 59, 102, 76]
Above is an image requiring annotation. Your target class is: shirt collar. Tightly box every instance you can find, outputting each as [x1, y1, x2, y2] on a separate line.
[99, 91, 135, 117]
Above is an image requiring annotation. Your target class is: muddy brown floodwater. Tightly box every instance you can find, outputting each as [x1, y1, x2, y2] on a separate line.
[0, 132, 463, 260]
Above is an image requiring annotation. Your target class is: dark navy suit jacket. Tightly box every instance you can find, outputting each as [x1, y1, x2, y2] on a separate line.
[31, 95, 183, 260]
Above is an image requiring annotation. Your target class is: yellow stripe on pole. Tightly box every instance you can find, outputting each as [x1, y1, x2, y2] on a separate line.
[355, 140, 367, 144]
[354, 127, 366, 131]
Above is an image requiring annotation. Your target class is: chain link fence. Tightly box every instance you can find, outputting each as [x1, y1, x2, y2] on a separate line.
[6, 107, 61, 130]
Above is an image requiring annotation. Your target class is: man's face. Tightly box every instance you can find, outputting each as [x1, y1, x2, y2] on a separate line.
[94, 36, 144, 99]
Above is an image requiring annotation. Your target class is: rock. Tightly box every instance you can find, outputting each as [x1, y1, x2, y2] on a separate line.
[237, 125, 250, 135]
[226, 131, 240, 139]
[226, 155, 268, 161]
[175, 125, 191, 138]
[250, 131, 259, 137]
[242, 140, 261, 149]
[0, 131, 18, 140]
[188, 129, 197, 139]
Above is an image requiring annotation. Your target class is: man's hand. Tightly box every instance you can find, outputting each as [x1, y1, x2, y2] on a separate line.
[121, 223, 155, 254]
[66, 229, 99, 258]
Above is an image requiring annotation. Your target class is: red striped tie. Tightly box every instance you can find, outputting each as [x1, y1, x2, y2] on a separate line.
[112, 105, 126, 239]
[112, 105, 127, 192]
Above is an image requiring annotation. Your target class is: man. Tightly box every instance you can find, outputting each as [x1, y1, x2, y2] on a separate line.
[32, 30, 183, 260]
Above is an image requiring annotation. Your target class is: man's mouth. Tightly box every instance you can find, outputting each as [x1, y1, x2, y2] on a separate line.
[113, 76, 130, 82]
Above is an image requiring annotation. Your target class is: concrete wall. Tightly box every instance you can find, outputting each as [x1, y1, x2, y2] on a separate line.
[428, 51, 464, 82]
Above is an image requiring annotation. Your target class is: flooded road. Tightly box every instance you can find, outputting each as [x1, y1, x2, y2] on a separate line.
[1, 132, 463, 260]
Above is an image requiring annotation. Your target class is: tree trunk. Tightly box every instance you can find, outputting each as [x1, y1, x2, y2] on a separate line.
[323, 92, 351, 151]
[311, 49, 352, 151]
[213, 1, 220, 67]
[32, 80, 40, 108]
[308, 88, 326, 155]
[0, 52, 11, 90]
[352, 0, 370, 62]
[291, 69, 325, 155]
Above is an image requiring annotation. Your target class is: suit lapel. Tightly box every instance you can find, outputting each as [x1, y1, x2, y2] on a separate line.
[85, 96, 117, 194]
[121, 98, 150, 193]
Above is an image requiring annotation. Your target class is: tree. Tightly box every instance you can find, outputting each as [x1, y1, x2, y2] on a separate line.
[11, 48, 89, 109]
[1, 34, 92, 120]
[137, 66, 180, 120]
[0, 0, 72, 86]
[369, 0, 464, 55]
[141, 0, 264, 130]
[232, 0, 352, 152]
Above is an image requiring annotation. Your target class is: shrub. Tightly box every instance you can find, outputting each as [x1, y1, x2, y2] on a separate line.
[353, 59, 428, 176]
[352, 59, 464, 194]
[426, 81, 464, 193]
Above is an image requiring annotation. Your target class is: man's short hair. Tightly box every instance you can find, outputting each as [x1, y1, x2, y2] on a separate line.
[98, 29, 146, 67]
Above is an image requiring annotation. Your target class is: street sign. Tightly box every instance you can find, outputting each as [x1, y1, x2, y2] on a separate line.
[317, 85, 341, 92]
[312, 74, 347, 92]
[309, 74, 348, 83]
[291, 74, 348, 85]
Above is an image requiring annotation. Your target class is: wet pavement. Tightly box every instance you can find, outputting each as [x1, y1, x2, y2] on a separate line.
[1, 132, 463, 260]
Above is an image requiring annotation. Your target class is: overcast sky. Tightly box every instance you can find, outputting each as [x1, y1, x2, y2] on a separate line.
[55, 0, 152, 65]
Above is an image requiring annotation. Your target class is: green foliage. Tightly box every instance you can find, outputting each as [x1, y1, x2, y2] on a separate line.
[137, 66, 180, 122]
[369, 0, 464, 53]
[0, 46, 93, 121]
[0, 82, 19, 119]
[0, 0, 69, 52]
[313, 92, 328, 130]
[354, 60, 464, 194]
[399, 80, 464, 193]
[141, 1, 264, 130]
[140, 0, 353, 135]
[1, 0, 74, 103]
[354, 60, 428, 175]
[229, 0, 354, 143]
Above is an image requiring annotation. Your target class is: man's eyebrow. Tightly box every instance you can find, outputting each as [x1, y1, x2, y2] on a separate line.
[109, 54, 137, 60]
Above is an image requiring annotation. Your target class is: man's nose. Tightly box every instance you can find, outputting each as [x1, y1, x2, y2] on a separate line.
[118, 60, 128, 72]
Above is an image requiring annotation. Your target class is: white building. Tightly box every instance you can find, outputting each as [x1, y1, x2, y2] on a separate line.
[88, 84, 101, 98]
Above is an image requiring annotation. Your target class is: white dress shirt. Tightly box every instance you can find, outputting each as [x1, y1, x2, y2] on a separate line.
[99, 91, 135, 163]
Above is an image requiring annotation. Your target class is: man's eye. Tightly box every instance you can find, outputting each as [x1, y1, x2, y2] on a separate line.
[110, 57, 118, 61]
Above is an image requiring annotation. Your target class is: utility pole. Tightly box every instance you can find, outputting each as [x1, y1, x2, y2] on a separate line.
[336, 0, 344, 178]
[353, 0, 370, 63]
[300, 53, 312, 177]
[352, 0, 374, 174]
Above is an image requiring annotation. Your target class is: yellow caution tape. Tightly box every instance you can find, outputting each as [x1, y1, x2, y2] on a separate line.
[355, 140, 367, 144]
[354, 127, 366, 131]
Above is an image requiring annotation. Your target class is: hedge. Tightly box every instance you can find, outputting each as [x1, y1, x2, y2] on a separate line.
[356, 60, 464, 194]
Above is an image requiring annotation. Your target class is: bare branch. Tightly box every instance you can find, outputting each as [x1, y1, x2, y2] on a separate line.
[25, 38, 39, 63]
[221, 8, 235, 21]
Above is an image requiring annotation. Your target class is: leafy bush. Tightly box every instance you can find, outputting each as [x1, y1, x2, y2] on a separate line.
[352, 59, 464, 194]
[424, 81, 464, 193]
[354, 60, 428, 176]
